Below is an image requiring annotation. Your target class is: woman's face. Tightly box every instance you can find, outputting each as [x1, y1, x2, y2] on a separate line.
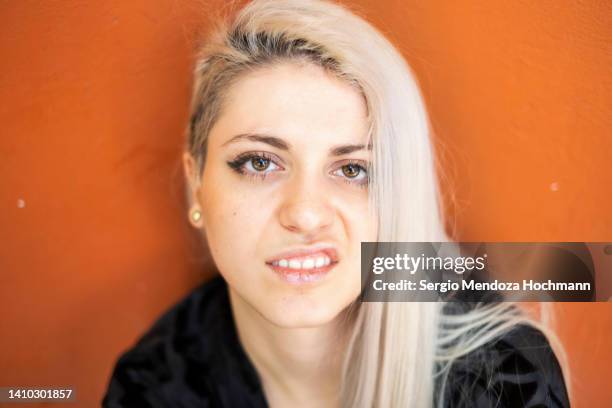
[186, 62, 377, 328]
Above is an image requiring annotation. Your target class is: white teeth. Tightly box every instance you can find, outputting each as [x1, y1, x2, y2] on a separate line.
[274, 256, 332, 269]
[302, 259, 315, 269]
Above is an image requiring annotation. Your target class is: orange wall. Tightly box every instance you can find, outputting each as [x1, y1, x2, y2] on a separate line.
[0, 1, 610, 407]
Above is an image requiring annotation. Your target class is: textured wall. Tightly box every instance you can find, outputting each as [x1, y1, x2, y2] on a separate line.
[0, 1, 610, 406]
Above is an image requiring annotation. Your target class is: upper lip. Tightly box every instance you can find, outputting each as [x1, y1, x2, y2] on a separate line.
[266, 245, 340, 264]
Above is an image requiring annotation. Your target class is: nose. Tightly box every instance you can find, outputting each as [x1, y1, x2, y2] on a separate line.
[278, 175, 334, 236]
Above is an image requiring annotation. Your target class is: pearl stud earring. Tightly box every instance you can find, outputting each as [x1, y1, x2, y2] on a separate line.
[191, 209, 202, 223]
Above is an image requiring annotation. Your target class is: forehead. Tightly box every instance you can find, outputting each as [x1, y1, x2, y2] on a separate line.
[211, 62, 369, 148]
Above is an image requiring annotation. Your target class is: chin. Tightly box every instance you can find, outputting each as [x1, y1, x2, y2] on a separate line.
[261, 295, 347, 329]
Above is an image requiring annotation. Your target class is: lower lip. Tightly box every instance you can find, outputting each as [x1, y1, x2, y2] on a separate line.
[267, 262, 337, 285]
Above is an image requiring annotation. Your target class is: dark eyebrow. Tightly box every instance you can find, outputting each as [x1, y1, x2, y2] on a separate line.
[330, 143, 371, 156]
[222, 132, 371, 155]
[222, 133, 291, 150]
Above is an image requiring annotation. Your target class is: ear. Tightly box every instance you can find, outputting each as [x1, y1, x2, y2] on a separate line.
[182, 151, 201, 207]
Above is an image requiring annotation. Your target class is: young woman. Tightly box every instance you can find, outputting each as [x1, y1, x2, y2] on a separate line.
[103, 1, 570, 406]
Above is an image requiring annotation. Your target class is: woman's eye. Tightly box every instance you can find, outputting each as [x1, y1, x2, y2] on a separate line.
[227, 153, 282, 177]
[332, 162, 368, 186]
[341, 163, 361, 178]
[248, 157, 272, 172]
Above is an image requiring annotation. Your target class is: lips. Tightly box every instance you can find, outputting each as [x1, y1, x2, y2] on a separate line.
[265, 247, 339, 284]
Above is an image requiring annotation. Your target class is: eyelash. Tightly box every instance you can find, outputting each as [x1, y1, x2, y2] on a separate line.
[226, 152, 282, 181]
[226, 153, 369, 188]
[331, 160, 369, 188]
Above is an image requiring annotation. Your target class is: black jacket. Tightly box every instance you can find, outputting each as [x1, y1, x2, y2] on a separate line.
[102, 276, 570, 407]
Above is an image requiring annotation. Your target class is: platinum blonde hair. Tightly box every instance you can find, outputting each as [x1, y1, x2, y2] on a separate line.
[185, 1, 569, 406]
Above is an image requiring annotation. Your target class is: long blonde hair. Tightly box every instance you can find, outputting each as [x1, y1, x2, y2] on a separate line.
[186, 1, 568, 406]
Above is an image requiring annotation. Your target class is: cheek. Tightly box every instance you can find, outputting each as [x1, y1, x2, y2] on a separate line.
[334, 190, 377, 243]
[202, 193, 247, 244]
[331, 192, 376, 276]
[198, 180, 276, 273]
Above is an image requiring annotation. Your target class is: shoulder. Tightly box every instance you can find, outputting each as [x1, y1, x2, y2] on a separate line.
[443, 324, 571, 408]
[101, 276, 228, 408]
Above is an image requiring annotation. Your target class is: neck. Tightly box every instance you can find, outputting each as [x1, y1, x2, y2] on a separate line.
[229, 288, 352, 408]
